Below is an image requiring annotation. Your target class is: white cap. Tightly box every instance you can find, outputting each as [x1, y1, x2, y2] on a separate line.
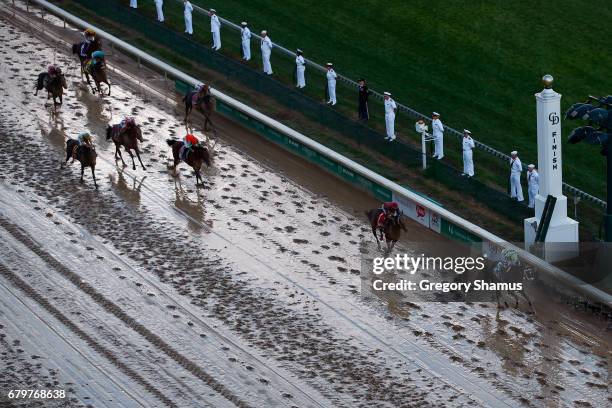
[241, 21, 247, 26]
[511, 150, 518, 155]
[383, 92, 391, 96]
[261, 30, 267, 35]
[432, 112, 440, 116]
[326, 62, 333, 66]
[528, 164, 535, 169]
[463, 129, 471, 134]
[296, 48, 303, 53]
[210, 8, 216, 13]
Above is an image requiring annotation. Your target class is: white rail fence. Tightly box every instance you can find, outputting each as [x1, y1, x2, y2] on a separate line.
[24, 0, 611, 306]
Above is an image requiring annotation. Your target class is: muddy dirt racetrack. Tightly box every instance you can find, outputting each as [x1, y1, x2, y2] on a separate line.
[0, 3, 610, 407]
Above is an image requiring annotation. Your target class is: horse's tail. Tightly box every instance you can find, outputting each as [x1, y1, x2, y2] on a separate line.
[105, 125, 112, 140]
[71, 43, 79, 54]
[166, 139, 178, 147]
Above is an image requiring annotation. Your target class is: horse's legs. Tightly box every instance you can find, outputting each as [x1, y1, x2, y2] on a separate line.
[106, 81, 111, 96]
[80, 164, 85, 183]
[115, 145, 126, 166]
[126, 149, 136, 171]
[371, 227, 381, 250]
[91, 166, 97, 189]
[135, 150, 146, 171]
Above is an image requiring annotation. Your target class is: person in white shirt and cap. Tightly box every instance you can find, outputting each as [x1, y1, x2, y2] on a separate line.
[261, 30, 273, 75]
[383, 92, 397, 141]
[326, 63, 337, 105]
[183, 1, 193, 35]
[509, 150, 524, 202]
[527, 164, 539, 208]
[260, 31, 273, 75]
[209, 9, 221, 50]
[240, 22, 251, 60]
[130, 0, 137, 8]
[295, 49, 306, 88]
[462, 129, 475, 177]
[432, 112, 444, 159]
[154, 0, 164, 22]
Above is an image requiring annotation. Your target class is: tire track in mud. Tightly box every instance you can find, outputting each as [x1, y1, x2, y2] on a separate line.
[0, 262, 174, 408]
[0, 216, 250, 408]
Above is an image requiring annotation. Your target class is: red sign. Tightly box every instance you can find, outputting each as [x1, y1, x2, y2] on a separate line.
[416, 204, 426, 218]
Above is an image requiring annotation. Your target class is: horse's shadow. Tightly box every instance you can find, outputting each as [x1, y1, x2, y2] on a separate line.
[109, 169, 145, 208]
[173, 178, 210, 233]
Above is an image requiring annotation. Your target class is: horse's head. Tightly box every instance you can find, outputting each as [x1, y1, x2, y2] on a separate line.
[60, 74, 67, 89]
[193, 143, 212, 167]
[133, 125, 144, 143]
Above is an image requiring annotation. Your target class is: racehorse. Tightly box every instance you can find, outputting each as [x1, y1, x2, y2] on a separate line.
[62, 138, 98, 189]
[84, 60, 110, 95]
[34, 70, 68, 110]
[72, 38, 102, 78]
[166, 139, 212, 187]
[183, 84, 214, 130]
[106, 120, 146, 171]
[366, 208, 407, 252]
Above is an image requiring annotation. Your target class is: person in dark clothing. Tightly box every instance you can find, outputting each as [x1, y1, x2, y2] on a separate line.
[357, 78, 371, 121]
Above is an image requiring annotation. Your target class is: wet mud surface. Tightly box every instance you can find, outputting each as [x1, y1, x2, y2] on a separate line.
[0, 4, 610, 407]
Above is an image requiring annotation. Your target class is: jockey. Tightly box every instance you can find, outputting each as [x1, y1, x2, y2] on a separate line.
[378, 201, 399, 228]
[181, 133, 199, 160]
[47, 64, 60, 78]
[120, 116, 135, 131]
[80, 28, 96, 58]
[91, 50, 105, 67]
[77, 131, 93, 146]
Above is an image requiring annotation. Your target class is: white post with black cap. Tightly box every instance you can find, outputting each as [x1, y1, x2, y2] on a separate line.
[524, 75, 579, 261]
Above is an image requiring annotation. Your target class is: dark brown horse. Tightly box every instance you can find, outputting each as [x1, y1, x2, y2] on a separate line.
[106, 121, 146, 170]
[84, 60, 110, 95]
[62, 139, 98, 189]
[184, 84, 214, 130]
[72, 38, 102, 78]
[34, 71, 68, 110]
[166, 139, 212, 187]
[366, 208, 407, 252]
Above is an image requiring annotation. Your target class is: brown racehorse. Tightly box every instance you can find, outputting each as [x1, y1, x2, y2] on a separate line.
[84, 61, 110, 95]
[365, 209, 407, 252]
[62, 139, 98, 189]
[35, 71, 68, 111]
[166, 139, 211, 187]
[106, 121, 146, 170]
[184, 84, 214, 130]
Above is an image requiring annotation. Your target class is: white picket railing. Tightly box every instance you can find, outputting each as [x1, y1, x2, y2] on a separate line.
[27, 0, 611, 306]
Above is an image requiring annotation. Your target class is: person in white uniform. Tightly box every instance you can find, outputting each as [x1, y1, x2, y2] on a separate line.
[509, 150, 524, 202]
[240, 22, 251, 60]
[130, 0, 137, 8]
[462, 129, 475, 177]
[154, 0, 164, 22]
[260, 31, 273, 74]
[183, 1, 193, 35]
[383, 92, 397, 141]
[326, 63, 337, 105]
[527, 164, 539, 208]
[295, 49, 306, 88]
[432, 112, 444, 159]
[210, 9, 221, 50]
